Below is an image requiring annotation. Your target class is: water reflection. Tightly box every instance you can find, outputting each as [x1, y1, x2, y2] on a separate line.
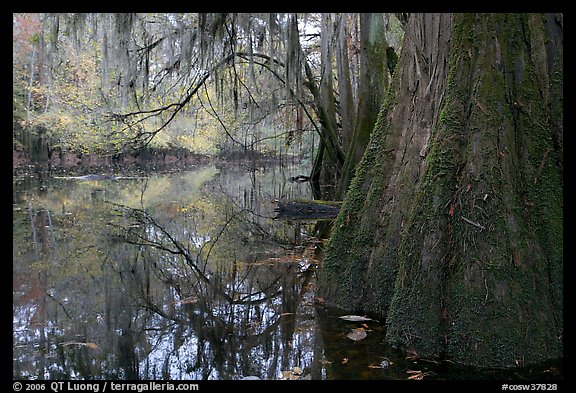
[13, 163, 562, 381]
[13, 163, 327, 380]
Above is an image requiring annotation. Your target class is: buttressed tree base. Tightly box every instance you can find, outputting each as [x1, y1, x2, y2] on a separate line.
[319, 13, 563, 368]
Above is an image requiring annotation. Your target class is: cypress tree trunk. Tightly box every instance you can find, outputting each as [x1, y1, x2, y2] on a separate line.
[335, 13, 355, 154]
[318, 13, 562, 368]
[337, 13, 389, 199]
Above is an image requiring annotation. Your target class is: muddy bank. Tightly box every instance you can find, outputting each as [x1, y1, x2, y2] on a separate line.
[14, 149, 208, 170]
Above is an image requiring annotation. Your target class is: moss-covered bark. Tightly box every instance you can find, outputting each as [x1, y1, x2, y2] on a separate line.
[337, 14, 389, 199]
[319, 12, 453, 317]
[318, 13, 562, 368]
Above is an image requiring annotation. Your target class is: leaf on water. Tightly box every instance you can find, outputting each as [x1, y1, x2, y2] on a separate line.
[368, 358, 392, 369]
[174, 296, 198, 305]
[406, 369, 432, 380]
[347, 327, 367, 341]
[60, 341, 98, 349]
[405, 349, 419, 360]
[280, 370, 300, 380]
[339, 315, 379, 322]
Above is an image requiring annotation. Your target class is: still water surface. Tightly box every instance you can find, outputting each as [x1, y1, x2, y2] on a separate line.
[13, 162, 562, 380]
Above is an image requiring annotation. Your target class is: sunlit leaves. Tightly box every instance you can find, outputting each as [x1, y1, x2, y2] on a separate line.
[13, 13, 319, 159]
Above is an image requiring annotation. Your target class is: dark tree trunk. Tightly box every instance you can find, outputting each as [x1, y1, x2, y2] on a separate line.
[318, 13, 562, 368]
[337, 13, 389, 199]
[335, 14, 355, 154]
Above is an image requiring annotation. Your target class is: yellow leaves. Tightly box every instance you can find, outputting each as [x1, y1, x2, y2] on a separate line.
[58, 114, 73, 127]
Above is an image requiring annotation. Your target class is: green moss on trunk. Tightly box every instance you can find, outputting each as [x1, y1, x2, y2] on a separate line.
[319, 13, 562, 368]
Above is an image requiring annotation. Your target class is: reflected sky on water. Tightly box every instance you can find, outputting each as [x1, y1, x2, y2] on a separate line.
[13, 163, 562, 381]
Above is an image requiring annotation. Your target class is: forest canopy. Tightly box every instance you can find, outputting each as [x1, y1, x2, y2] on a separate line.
[13, 13, 403, 192]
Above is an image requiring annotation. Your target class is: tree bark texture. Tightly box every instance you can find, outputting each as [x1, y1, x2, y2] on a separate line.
[318, 13, 562, 367]
[335, 13, 356, 154]
[337, 13, 389, 199]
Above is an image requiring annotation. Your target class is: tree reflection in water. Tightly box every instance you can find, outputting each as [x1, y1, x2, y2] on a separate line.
[13, 164, 328, 380]
[15, 164, 561, 380]
[108, 201, 322, 380]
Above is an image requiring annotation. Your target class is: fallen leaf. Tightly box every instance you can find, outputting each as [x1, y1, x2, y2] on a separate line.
[369, 358, 392, 368]
[339, 315, 379, 322]
[406, 370, 432, 380]
[405, 349, 419, 360]
[174, 296, 198, 305]
[60, 341, 98, 349]
[280, 370, 300, 380]
[347, 327, 367, 342]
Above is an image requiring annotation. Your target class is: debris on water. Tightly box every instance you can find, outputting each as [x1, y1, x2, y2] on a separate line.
[368, 358, 392, 369]
[346, 327, 367, 342]
[407, 369, 433, 380]
[280, 367, 305, 380]
[339, 315, 379, 322]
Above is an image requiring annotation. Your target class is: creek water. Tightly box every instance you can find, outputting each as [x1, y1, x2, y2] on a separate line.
[13, 162, 562, 381]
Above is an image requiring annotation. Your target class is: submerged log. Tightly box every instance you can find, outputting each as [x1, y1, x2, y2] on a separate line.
[274, 199, 341, 220]
[289, 175, 311, 182]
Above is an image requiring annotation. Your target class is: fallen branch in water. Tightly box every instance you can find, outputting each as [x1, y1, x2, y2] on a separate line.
[274, 199, 342, 220]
